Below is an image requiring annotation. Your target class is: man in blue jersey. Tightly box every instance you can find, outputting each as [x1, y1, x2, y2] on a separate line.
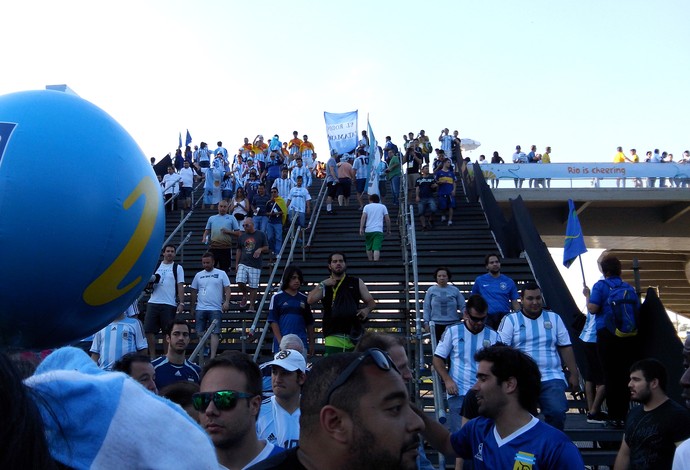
[498, 283, 580, 431]
[151, 320, 201, 390]
[470, 253, 520, 330]
[268, 266, 315, 357]
[418, 344, 584, 469]
[433, 295, 500, 432]
[90, 310, 148, 370]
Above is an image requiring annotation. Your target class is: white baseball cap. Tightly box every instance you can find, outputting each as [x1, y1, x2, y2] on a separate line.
[264, 349, 306, 372]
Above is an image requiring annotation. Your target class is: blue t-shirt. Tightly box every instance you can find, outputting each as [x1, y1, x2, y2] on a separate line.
[267, 291, 314, 352]
[151, 357, 201, 390]
[451, 416, 584, 469]
[471, 273, 519, 315]
[435, 169, 456, 196]
[589, 276, 638, 332]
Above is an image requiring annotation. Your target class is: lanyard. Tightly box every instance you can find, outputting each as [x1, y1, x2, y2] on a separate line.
[331, 275, 347, 307]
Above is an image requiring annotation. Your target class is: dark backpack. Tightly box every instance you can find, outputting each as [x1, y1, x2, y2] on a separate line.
[604, 279, 639, 337]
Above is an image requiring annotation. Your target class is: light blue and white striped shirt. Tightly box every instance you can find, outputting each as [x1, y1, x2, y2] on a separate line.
[290, 166, 312, 187]
[578, 311, 598, 343]
[435, 323, 499, 395]
[90, 317, 148, 370]
[498, 310, 571, 383]
[272, 177, 294, 200]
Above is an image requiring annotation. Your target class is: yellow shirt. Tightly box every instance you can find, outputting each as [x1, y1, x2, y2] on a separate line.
[541, 152, 551, 164]
[614, 151, 626, 163]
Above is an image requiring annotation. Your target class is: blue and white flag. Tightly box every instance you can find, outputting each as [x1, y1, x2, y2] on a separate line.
[178, 132, 182, 149]
[185, 129, 192, 146]
[563, 198, 587, 268]
[324, 110, 358, 156]
[366, 117, 380, 196]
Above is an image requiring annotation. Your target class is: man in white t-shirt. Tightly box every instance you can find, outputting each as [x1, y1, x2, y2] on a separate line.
[161, 166, 182, 212]
[144, 244, 185, 357]
[256, 349, 306, 450]
[179, 160, 196, 209]
[359, 193, 391, 262]
[190, 252, 231, 359]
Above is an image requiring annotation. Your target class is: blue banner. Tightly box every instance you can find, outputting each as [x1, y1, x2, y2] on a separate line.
[563, 199, 587, 268]
[324, 110, 358, 156]
[185, 129, 192, 146]
[473, 162, 689, 179]
[178, 132, 182, 149]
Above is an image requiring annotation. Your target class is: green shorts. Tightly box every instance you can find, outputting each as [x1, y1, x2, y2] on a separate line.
[365, 231, 384, 251]
[324, 335, 356, 356]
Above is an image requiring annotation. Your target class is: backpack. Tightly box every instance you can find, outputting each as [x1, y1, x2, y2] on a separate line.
[424, 141, 433, 153]
[604, 279, 639, 337]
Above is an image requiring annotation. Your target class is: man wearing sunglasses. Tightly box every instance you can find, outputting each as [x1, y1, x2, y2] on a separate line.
[196, 351, 283, 470]
[418, 344, 584, 469]
[433, 294, 500, 433]
[248, 349, 424, 470]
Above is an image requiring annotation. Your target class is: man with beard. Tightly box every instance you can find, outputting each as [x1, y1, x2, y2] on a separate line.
[151, 320, 201, 390]
[470, 253, 520, 330]
[196, 352, 283, 469]
[418, 344, 583, 469]
[257, 349, 307, 450]
[498, 283, 580, 431]
[248, 349, 424, 470]
[307, 252, 376, 355]
[614, 358, 690, 469]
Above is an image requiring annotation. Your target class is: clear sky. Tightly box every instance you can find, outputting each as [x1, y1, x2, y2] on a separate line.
[2, 0, 689, 165]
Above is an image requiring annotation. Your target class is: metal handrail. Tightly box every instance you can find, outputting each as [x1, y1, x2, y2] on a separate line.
[305, 177, 328, 248]
[189, 318, 219, 364]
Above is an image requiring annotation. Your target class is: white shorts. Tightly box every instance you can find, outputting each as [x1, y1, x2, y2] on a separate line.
[236, 264, 261, 289]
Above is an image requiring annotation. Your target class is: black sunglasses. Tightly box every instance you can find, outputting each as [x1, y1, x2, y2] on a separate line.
[325, 348, 399, 405]
[467, 312, 487, 323]
[192, 390, 255, 412]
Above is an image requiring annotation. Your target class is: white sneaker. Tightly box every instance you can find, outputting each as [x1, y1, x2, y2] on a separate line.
[441, 216, 446, 222]
[448, 220, 453, 226]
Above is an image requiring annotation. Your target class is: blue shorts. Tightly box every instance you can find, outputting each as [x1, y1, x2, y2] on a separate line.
[355, 178, 367, 194]
[417, 197, 437, 215]
[195, 310, 222, 334]
[438, 194, 456, 210]
[179, 187, 192, 198]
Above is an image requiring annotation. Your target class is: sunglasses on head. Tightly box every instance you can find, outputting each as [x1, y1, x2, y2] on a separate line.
[192, 390, 255, 412]
[325, 348, 398, 405]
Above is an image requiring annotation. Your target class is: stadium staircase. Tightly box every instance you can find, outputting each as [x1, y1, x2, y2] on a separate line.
[152, 176, 622, 468]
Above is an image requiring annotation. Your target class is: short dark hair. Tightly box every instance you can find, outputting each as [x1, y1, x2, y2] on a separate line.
[112, 353, 151, 375]
[600, 256, 622, 277]
[475, 344, 541, 413]
[434, 266, 452, 281]
[159, 381, 200, 409]
[300, 353, 370, 437]
[280, 265, 304, 291]
[328, 252, 347, 264]
[163, 244, 177, 253]
[484, 253, 500, 266]
[369, 193, 380, 203]
[521, 282, 541, 298]
[165, 319, 190, 337]
[202, 251, 215, 261]
[201, 351, 262, 398]
[355, 332, 405, 352]
[630, 358, 668, 391]
[466, 294, 488, 315]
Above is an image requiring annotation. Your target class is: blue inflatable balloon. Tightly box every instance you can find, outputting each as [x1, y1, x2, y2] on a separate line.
[0, 90, 164, 349]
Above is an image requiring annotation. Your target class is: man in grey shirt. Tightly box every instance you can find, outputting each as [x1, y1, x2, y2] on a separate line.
[235, 217, 269, 313]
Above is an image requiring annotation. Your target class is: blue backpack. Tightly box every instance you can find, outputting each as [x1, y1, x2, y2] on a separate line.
[604, 279, 639, 337]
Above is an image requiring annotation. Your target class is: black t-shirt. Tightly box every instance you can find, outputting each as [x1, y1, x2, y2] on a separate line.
[322, 275, 363, 337]
[406, 150, 421, 174]
[415, 175, 437, 199]
[625, 399, 690, 470]
[247, 447, 306, 470]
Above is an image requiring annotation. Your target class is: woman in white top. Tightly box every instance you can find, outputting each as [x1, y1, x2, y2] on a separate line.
[231, 187, 251, 229]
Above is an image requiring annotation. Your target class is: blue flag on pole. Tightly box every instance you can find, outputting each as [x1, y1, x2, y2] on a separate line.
[178, 132, 182, 149]
[563, 199, 587, 268]
[185, 130, 192, 146]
